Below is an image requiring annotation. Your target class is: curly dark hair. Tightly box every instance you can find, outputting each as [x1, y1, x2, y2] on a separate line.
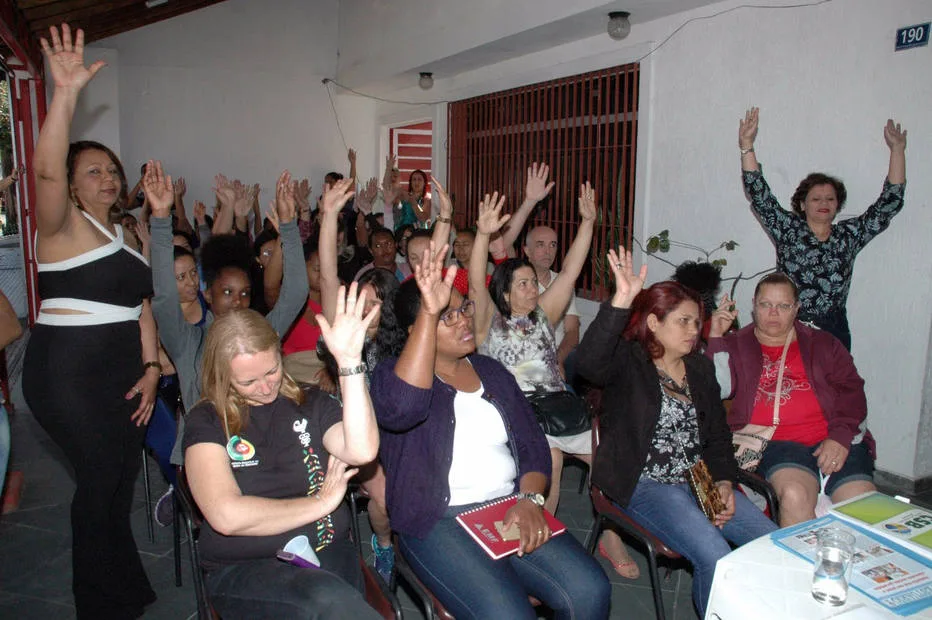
[672, 261, 721, 317]
[357, 268, 405, 361]
[790, 173, 847, 215]
[200, 234, 253, 288]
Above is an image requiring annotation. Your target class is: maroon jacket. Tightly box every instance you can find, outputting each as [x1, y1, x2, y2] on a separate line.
[705, 321, 874, 457]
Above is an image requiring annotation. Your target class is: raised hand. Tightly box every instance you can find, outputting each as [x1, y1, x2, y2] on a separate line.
[193, 200, 207, 225]
[709, 294, 738, 338]
[414, 241, 457, 316]
[233, 181, 251, 218]
[134, 221, 151, 260]
[142, 160, 174, 218]
[525, 162, 555, 203]
[273, 170, 295, 224]
[347, 148, 357, 166]
[355, 178, 378, 216]
[607, 247, 647, 309]
[430, 175, 453, 218]
[40, 23, 106, 92]
[321, 178, 355, 216]
[316, 282, 379, 368]
[739, 107, 759, 149]
[476, 192, 509, 235]
[884, 119, 907, 152]
[173, 176, 186, 198]
[212, 174, 235, 207]
[265, 202, 280, 233]
[578, 181, 597, 222]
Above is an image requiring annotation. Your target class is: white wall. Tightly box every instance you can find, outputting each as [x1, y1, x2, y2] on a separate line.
[342, 0, 932, 479]
[68, 48, 121, 155]
[92, 0, 347, 212]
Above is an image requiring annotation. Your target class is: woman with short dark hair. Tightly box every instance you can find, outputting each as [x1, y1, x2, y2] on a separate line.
[738, 107, 907, 350]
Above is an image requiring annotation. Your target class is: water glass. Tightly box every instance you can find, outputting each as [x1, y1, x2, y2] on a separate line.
[812, 528, 856, 606]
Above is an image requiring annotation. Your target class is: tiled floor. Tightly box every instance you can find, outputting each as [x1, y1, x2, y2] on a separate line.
[0, 381, 698, 619]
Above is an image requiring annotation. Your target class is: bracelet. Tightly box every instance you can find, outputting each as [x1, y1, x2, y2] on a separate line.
[337, 363, 367, 376]
[143, 361, 162, 373]
[740, 146, 754, 155]
[436, 215, 453, 224]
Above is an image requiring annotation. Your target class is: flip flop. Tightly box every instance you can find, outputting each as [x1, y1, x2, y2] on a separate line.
[599, 540, 640, 579]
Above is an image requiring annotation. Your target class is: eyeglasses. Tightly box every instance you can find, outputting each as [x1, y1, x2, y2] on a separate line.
[440, 300, 476, 326]
[755, 301, 797, 313]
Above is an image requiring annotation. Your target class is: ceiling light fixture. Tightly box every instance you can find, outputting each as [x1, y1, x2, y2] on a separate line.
[418, 72, 434, 90]
[607, 11, 631, 41]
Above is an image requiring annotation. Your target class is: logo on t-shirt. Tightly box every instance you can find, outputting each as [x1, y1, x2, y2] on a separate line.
[293, 418, 312, 448]
[226, 435, 256, 463]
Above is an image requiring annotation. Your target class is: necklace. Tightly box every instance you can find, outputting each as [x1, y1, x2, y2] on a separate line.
[657, 365, 691, 399]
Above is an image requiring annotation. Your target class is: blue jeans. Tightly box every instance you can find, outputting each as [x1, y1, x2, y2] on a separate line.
[144, 396, 177, 486]
[398, 509, 611, 620]
[623, 477, 777, 616]
[0, 404, 8, 491]
[205, 538, 380, 620]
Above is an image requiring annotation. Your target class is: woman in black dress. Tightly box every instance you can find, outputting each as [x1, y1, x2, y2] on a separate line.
[22, 24, 159, 618]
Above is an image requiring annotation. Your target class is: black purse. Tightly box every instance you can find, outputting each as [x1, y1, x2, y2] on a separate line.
[526, 390, 591, 437]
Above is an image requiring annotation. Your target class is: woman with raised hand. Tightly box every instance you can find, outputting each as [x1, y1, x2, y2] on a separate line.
[578, 249, 777, 617]
[22, 23, 158, 617]
[739, 107, 907, 350]
[372, 242, 610, 619]
[148, 162, 308, 468]
[468, 185, 637, 574]
[183, 285, 381, 619]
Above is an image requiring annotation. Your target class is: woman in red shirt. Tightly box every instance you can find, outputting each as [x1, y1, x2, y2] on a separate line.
[706, 273, 875, 527]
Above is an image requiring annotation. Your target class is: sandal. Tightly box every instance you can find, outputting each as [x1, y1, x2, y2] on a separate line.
[599, 540, 640, 579]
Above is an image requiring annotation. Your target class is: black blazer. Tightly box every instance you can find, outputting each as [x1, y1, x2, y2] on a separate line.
[578, 303, 738, 507]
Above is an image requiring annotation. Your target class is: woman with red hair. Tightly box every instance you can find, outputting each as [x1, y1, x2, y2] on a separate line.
[577, 249, 776, 617]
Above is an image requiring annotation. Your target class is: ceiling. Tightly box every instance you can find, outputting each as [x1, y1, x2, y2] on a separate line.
[14, 0, 229, 45]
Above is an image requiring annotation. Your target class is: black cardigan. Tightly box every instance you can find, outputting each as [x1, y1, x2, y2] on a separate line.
[577, 303, 738, 507]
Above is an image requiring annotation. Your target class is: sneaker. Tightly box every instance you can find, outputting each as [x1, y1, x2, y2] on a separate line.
[154, 485, 174, 527]
[371, 533, 394, 583]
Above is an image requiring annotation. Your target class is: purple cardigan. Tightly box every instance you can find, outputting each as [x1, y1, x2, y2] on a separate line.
[371, 353, 552, 538]
[705, 321, 873, 456]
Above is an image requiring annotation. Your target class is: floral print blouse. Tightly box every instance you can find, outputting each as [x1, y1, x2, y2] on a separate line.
[479, 306, 564, 394]
[743, 169, 905, 319]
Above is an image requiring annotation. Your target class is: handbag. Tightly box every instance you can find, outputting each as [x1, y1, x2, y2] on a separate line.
[731, 329, 793, 471]
[686, 458, 727, 522]
[526, 389, 591, 437]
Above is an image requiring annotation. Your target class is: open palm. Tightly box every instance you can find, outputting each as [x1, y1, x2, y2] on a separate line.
[40, 24, 105, 92]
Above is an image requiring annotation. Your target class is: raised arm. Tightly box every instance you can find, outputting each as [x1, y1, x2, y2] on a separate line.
[320, 282, 380, 465]
[739, 107, 760, 173]
[393, 243, 457, 388]
[501, 163, 554, 256]
[261, 172, 292, 309]
[884, 119, 906, 185]
[430, 175, 454, 254]
[576, 248, 646, 386]
[318, 179, 356, 322]
[539, 182, 596, 326]
[469, 193, 509, 347]
[172, 177, 194, 235]
[210, 174, 236, 235]
[347, 148, 358, 184]
[264, 193, 308, 337]
[33, 24, 106, 238]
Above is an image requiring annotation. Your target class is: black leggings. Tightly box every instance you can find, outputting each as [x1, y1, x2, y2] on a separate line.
[23, 323, 155, 619]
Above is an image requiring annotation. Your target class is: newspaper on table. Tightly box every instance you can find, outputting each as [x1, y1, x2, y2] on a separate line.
[832, 493, 932, 561]
[773, 513, 932, 616]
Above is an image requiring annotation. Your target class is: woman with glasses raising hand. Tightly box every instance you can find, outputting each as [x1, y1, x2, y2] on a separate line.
[706, 273, 876, 527]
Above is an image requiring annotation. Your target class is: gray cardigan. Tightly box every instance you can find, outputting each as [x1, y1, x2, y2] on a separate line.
[150, 215, 308, 464]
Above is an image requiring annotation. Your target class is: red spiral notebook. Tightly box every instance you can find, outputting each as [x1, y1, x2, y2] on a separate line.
[455, 495, 567, 559]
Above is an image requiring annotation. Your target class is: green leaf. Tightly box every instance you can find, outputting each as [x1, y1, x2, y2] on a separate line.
[646, 237, 659, 253]
[713, 258, 727, 267]
[724, 241, 738, 251]
[658, 229, 669, 239]
[659, 239, 670, 252]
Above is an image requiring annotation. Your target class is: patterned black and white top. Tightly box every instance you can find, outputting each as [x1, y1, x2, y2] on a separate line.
[743, 169, 905, 320]
[641, 386, 702, 484]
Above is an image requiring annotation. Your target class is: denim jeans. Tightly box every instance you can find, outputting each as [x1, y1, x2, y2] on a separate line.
[623, 477, 778, 616]
[0, 404, 8, 491]
[398, 509, 611, 620]
[205, 538, 380, 620]
[144, 395, 177, 486]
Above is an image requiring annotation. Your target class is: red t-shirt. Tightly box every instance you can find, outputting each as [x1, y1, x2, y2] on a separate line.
[282, 298, 323, 357]
[749, 341, 827, 445]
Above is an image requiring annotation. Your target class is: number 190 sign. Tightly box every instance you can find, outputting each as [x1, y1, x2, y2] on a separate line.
[895, 22, 930, 51]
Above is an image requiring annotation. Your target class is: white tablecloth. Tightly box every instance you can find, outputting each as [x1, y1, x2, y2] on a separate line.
[706, 534, 932, 619]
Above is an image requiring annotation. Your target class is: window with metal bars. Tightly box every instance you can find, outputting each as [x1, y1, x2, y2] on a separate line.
[447, 63, 639, 300]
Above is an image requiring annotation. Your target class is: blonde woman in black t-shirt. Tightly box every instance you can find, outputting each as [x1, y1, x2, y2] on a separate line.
[183, 284, 381, 619]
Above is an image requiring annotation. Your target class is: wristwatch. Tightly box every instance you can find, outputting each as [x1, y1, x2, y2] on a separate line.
[518, 492, 545, 508]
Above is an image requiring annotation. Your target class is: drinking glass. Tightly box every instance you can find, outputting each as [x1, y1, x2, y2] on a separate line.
[812, 528, 856, 605]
